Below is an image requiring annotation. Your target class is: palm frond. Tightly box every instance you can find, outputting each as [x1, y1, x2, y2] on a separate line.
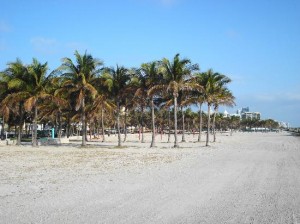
[24, 96, 36, 112]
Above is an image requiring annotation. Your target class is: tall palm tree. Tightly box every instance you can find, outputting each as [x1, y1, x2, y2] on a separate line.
[188, 73, 206, 142]
[200, 69, 232, 146]
[133, 69, 148, 143]
[0, 59, 30, 145]
[139, 61, 162, 147]
[0, 77, 9, 138]
[159, 54, 199, 147]
[102, 65, 130, 147]
[57, 51, 103, 146]
[23, 58, 49, 147]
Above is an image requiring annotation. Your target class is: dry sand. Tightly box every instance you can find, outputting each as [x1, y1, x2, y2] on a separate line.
[0, 132, 300, 223]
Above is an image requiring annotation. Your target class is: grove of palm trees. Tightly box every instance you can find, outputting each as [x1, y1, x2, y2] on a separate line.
[0, 51, 279, 148]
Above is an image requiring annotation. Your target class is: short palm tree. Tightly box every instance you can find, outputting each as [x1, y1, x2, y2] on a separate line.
[57, 51, 103, 146]
[159, 54, 199, 147]
[40, 76, 70, 140]
[212, 88, 235, 142]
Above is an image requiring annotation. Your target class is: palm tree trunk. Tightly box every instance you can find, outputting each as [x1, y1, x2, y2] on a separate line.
[141, 106, 145, 143]
[173, 95, 179, 148]
[1, 117, 4, 139]
[101, 107, 105, 142]
[58, 111, 62, 140]
[168, 108, 171, 143]
[89, 120, 92, 140]
[213, 106, 218, 142]
[206, 103, 211, 146]
[66, 117, 70, 138]
[117, 101, 121, 147]
[198, 103, 202, 142]
[17, 102, 23, 145]
[181, 106, 186, 142]
[150, 97, 156, 147]
[32, 106, 38, 147]
[81, 97, 86, 146]
[123, 108, 127, 142]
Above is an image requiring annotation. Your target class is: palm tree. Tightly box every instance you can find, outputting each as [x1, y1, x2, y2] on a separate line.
[177, 90, 192, 142]
[0, 78, 9, 138]
[40, 76, 70, 140]
[139, 61, 162, 147]
[57, 51, 103, 146]
[23, 58, 49, 147]
[200, 69, 232, 146]
[188, 73, 206, 142]
[212, 88, 235, 142]
[89, 93, 115, 142]
[102, 65, 131, 147]
[133, 69, 148, 143]
[159, 54, 199, 147]
[0, 59, 30, 145]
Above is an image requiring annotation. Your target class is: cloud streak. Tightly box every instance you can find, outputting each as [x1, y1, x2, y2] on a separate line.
[30, 37, 59, 54]
[0, 21, 12, 33]
[30, 36, 88, 56]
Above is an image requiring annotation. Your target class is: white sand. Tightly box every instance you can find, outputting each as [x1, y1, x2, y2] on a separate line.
[0, 132, 300, 223]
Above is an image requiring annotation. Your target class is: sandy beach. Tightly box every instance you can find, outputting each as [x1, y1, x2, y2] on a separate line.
[0, 132, 299, 223]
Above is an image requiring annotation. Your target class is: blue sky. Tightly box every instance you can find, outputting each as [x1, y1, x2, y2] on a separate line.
[1, 0, 300, 127]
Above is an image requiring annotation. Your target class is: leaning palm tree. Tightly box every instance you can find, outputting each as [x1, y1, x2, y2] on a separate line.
[159, 54, 199, 147]
[102, 65, 131, 147]
[57, 51, 103, 146]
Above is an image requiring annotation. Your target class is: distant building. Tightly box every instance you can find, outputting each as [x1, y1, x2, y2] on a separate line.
[278, 121, 290, 128]
[241, 112, 261, 120]
[241, 107, 249, 114]
[225, 107, 261, 120]
[223, 110, 229, 118]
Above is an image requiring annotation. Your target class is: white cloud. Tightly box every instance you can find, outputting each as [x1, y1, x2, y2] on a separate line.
[30, 37, 59, 54]
[30, 36, 88, 56]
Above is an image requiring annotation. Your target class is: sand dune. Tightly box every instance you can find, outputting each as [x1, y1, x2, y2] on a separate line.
[0, 132, 299, 223]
